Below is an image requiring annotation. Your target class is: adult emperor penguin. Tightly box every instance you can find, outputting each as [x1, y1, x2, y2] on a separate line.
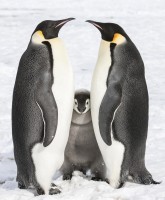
[60, 89, 105, 181]
[12, 18, 75, 195]
[86, 20, 159, 188]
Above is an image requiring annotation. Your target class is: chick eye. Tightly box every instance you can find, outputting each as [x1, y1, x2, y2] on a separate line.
[86, 101, 89, 105]
[75, 100, 78, 105]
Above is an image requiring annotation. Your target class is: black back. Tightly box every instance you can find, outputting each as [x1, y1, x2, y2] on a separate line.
[12, 42, 58, 187]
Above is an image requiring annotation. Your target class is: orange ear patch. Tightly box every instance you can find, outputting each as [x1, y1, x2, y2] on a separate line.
[36, 30, 44, 38]
[112, 33, 126, 45]
[32, 30, 45, 44]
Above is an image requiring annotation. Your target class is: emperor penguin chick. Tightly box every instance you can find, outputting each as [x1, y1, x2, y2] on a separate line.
[60, 89, 106, 181]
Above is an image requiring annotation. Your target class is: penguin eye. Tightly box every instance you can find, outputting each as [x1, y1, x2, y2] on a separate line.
[75, 100, 78, 105]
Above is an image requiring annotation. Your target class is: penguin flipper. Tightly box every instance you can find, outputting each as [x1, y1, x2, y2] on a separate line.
[98, 43, 128, 146]
[36, 90, 58, 147]
[99, 83, 122, 146]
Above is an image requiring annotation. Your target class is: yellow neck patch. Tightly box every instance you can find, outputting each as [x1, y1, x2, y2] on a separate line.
[36, 30, 44, 38]
[111, 33, 126, 45]
[32, 30, 58, 44]
[32, 30, 45, 44]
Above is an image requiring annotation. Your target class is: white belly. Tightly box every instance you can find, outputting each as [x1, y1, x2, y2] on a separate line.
[32, 38, 74, 194]
[91, 39, 125, 188]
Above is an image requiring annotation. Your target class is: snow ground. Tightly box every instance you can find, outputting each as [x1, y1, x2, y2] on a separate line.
[0, 0, 165, 199]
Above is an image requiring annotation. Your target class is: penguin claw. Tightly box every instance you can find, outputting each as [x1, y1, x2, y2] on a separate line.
[18, 182, 26, 189]
[131, 173, 160, 185]
[63, 174, 72, 180]
[117, 182, 125, 188]
[49, 183, 61, 195]
[105, 178, 110, 184]
[49, 187, 61, 195]
[91, 177, 104, 182]
[51, 183, 57, 187]
[36, 187, 45, 195]
[151, 180, 161, 184]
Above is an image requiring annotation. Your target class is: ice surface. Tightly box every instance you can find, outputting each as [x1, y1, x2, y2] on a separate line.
[0, 0, 165, 199]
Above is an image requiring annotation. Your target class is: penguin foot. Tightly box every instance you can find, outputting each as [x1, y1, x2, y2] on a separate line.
[63, 174, 72, 180]
[151, 180, 161, 184]
[111, 181, 125, 189]
[18, 182, 26, 189]
[49, 184, 61, 195]
[131, 173, 161, 185]
[105, 178, 109, 184]
[51, 183, 57, 187]
[117, 182, 125, 188]
[36, 187, 45, 195]
[91, 176, 104, 182]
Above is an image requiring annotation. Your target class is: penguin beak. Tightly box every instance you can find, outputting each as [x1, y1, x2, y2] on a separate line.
[46, 18, 75, 39]
[86, 20, 115, 42]
[86, 20, 103, 31]
[55, 18, 75, 29]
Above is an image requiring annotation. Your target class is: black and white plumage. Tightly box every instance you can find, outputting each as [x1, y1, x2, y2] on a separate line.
[12, 18, 75, 195]
[87, 20, 159, 188]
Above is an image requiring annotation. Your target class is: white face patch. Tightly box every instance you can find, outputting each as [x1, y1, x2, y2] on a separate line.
[73, 99, 79, 113]
[85, 99, 90, 113]
[73, 98, 90, 114]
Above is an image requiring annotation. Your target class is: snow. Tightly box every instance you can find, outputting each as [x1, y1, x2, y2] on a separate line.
[0, 0, 165, 199]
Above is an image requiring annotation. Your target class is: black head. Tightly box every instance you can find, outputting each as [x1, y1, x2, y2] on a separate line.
[86, 20, 128, 42]
[74, 89, 90, 114]
[33, 18, 75, 39]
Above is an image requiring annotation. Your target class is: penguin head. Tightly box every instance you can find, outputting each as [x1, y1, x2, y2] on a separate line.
[86, 20, 127, 43]
[74, 89, 90, 114]
[32, 18, 75, 41]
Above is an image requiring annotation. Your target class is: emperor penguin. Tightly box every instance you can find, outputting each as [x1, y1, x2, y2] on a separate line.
[60, 89, 105, 181]
[12, 18, 75, 195]
[86, 20, 159, 188]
